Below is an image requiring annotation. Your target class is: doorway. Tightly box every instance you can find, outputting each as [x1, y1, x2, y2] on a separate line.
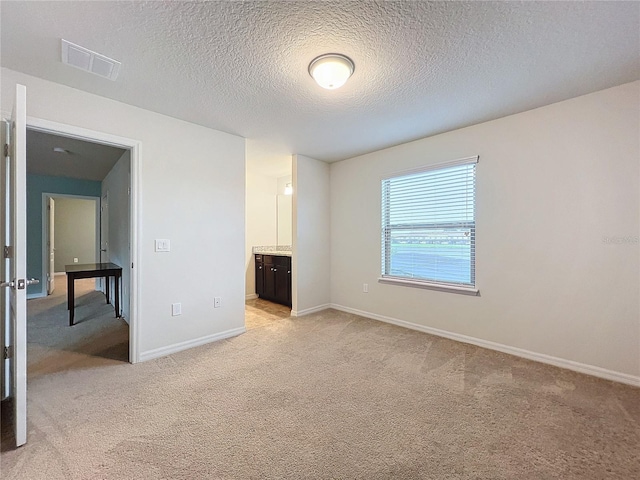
[42, 194, 101, 296]
[26, 129, 131, 371]
[25, 117, 140, 363]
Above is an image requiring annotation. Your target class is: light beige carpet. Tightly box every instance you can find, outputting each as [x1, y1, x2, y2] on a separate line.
[1, 288, 638, 479]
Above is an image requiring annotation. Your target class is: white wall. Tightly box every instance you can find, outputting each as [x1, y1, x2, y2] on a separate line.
[53, 197, 97, 271]
[102, 150, 131, 322]
[276, 174, 293, 246]
[330, 81, 640, 381]
[1, 68, 246, 359]
[276, 195, 292, 246]
[292, 154, 331, 315]
[245, 167, 277, 298]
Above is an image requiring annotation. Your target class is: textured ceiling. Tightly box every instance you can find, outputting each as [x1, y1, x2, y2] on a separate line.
[27, 130, 125, 182]
[2, 1, 639, 167]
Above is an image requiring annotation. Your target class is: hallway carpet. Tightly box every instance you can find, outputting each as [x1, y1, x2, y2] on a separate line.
[1, 294, 638, 479]
[27, 278, 129, 378]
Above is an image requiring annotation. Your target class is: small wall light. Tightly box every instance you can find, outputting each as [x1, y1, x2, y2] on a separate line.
[308, 53, 355, 90]
[284, 183, 293, 195]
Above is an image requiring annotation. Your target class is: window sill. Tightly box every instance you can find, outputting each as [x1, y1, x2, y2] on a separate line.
[378, 276, 479, 296]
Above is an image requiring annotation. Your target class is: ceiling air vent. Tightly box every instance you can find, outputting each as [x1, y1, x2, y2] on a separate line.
[61, 39, 121, 81]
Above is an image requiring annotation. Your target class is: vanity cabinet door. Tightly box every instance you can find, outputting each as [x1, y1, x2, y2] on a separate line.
[255, 255, 264, 297]
[264, 262, 277, 299]
[255, 254, 291, 307]
[274, 265, 290, 306]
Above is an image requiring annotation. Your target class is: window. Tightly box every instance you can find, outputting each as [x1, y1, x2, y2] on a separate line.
[381, 156, 477, 292]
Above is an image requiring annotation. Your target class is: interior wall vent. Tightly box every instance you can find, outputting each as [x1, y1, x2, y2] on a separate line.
[61, 39, 121, 81]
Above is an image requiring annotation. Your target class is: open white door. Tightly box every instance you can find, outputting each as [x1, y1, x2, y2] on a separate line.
[2, 84, 32, 447]
[47, 197, 55, 294]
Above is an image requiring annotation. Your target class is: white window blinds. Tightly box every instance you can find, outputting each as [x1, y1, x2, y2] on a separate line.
[381, 157, 477, 288]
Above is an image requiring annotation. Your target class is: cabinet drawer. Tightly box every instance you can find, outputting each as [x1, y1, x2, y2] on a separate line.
[255, 254, 263, 262]
[262, 255, 290, 266]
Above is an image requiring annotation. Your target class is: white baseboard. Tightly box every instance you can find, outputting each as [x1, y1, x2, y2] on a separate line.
[139, 326, 246, 362]
[245, 293, 258, 300]
[330, 304, 640, 387]
[291, 304, 331, 317]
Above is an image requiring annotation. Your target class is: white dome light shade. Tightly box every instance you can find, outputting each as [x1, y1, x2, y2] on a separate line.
[308, 54, 355, 90]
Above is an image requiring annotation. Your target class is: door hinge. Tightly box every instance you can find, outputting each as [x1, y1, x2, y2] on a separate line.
[3, 144, 8, 157]
[3, 345, 12, 360]
[3, 245, 11, 258]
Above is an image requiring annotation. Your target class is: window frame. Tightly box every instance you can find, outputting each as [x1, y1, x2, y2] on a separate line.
[379, 156, 479, 295]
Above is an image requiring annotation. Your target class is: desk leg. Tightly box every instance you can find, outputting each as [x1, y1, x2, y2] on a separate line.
[114, 273, 120, 318]
[68, 274, 75, 326]
[105, 276, 110, 304]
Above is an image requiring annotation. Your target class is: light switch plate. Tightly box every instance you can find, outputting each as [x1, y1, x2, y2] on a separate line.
[171, 303, 181, 316]
[155, 239, 171, 252]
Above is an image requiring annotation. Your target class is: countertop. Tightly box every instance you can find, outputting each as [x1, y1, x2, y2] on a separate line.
[254, 250, 292, 257]
[253, 245, 292, 257]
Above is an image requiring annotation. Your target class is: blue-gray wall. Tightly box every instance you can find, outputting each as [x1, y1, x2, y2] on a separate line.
[27, 174, 101, 296]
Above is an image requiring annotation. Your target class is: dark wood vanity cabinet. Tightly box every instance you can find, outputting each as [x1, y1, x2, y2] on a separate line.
[255, 254, 291, 307]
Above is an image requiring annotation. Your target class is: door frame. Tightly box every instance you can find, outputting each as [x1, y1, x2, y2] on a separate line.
[100, 192, 108, 264]
[47, 196, 55, 295]
[26, 116, 141, 364]
[40, 193, 101, 298]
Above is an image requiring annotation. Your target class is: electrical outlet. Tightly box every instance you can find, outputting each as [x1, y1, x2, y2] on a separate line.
[214, 297, 221, 308]
[363, 283, 368, 293]
[73, 257, 79, 263]
[171, 303, 182, 316]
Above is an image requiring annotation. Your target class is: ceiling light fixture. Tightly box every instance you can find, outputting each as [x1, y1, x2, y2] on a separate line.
[308, 53, 355, 90]
[53, 147, 70, 154]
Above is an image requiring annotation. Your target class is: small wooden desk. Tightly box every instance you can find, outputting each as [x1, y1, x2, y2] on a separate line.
[65, 263, 122, 326]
